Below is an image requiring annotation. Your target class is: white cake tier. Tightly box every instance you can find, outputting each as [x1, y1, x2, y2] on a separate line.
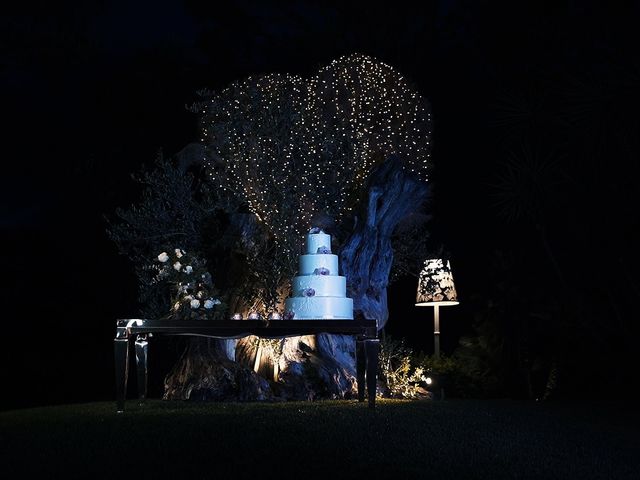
[306, 232, 331, 254]
[292, 275, 346, 297]
[299, 254, 338, 275]
[284, 296, 353, 319]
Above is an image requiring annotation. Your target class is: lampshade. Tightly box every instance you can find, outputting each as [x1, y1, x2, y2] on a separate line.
[416, 259, 459, 306]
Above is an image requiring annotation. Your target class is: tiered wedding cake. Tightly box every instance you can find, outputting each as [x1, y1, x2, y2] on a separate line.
[284, 228, 353, 319]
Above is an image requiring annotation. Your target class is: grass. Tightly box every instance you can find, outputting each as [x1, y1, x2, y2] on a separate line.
[1, 398, 638, 479]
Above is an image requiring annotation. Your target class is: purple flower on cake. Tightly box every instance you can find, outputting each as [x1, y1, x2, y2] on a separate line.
[313, 267, 330, 276]
[283, 310, 295, 320]
[316, 246, 331, 254]
[309, 227, 323, 234]
[302, 287, 316, 297]
[248, 312, 261, 320]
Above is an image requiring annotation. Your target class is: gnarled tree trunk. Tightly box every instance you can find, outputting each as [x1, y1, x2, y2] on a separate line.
[163, 337, 272, 401]
[312, 154, 429, 397]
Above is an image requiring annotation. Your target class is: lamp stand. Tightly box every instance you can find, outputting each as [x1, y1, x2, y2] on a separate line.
[433, 304, 440, 359]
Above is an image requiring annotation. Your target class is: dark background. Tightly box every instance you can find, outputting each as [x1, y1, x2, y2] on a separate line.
[2, 0, 638, 410]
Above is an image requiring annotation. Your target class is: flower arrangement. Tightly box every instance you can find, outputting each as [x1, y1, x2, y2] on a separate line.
[283, 310, 295, 320]
[155, 248, 225, 320]
[313, 267, 330, 276]
[309, 227, 323, 234]
[302, 287, 316, 297]
[316, 246, 331, 254]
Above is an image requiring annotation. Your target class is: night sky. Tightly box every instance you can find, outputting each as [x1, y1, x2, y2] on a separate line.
[3, 0, 639, 410]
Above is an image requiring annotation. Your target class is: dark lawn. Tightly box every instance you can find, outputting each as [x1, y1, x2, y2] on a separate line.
[1, 399, 638, 479]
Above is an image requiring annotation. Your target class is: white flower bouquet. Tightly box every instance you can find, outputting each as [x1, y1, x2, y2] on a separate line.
[153, 247, 225, 320]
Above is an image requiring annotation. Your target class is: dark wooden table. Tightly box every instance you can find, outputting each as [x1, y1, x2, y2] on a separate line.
[114, 318, 379, 412]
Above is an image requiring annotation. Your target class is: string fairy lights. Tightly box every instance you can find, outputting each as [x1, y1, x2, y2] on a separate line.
[196, 53, 432, 259]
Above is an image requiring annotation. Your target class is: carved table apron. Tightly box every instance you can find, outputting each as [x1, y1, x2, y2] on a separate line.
[114, 318, 379, 412]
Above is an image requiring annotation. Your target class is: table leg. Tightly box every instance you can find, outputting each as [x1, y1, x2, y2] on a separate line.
[135, 334, 149, 404]
[365, 339, 380, 409]
[356, 340, 366, 402]
[114, 338, 130, 413]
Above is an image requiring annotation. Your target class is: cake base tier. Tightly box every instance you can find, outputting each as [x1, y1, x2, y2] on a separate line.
[284, 296, 353, 319]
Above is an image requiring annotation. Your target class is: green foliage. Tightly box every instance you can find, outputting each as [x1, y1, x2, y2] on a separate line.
[379, 333, 509, 399]
[195, 54, 433, 295]
[152, 248, 226, 320]
[106, 151, 282, 318]
[196, 54, 431, 246]
[449, 316, 505, 398]
[420, 353, 501, 399]
[106, 151, 221, 317]
[447, 250, 567, 400]
[378, 336, 429, 399]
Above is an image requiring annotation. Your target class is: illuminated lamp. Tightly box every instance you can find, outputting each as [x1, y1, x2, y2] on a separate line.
[415, 259, 459, 359]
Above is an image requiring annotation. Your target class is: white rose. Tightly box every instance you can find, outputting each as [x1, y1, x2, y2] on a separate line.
[190, 299, 201, 309]
[157, 252, 169, 263]
[175, 248, 184, 258]
[185, 265, 193, 274]
[204, 299, 215, 309]
[213, 299, 221, 305]
[173, 261, 182, 271]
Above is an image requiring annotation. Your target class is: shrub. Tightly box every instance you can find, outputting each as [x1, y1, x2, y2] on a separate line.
[378, 336, 430, 399]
